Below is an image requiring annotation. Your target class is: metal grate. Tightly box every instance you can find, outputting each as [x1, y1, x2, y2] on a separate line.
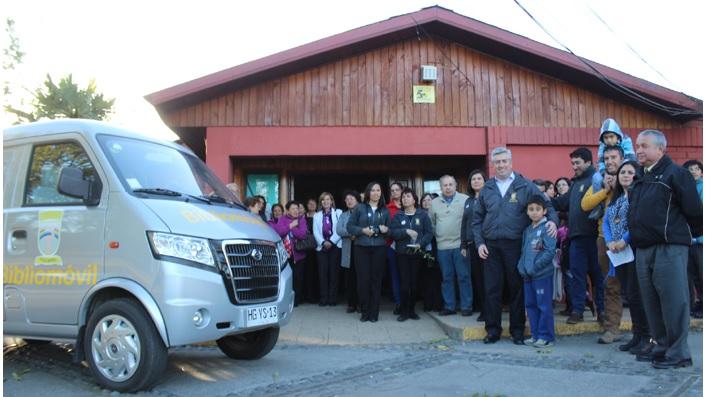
[222, 241, 280, 304]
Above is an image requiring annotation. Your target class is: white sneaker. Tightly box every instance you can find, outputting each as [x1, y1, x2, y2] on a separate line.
[533, 339, 554, 348]
[523, 338, 537, 346]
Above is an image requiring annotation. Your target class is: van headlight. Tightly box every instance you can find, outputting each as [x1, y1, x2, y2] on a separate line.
[148, 232, 214, 267]
[276, 240, 289, 270]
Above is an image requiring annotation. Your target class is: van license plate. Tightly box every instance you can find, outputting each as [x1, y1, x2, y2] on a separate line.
[246, 305, 278, 327]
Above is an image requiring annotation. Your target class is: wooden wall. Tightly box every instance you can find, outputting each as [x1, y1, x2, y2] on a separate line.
[164, 36, 680, 130]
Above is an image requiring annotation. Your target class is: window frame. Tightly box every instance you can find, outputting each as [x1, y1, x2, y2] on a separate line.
[22, 139, 102, 208]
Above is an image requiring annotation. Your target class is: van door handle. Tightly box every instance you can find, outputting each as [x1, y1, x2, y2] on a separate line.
[12, 230, 27, 239]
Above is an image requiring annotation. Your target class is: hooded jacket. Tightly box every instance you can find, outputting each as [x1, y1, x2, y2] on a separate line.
[552, 165, 598, 240]
[597, 118, 636, 173]
[517, 217, 557, 281]
[628, 155, 702, 248]
[473, 172, 558, 246]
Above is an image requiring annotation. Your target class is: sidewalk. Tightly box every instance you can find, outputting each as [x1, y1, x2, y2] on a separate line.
[279, 302, 448, 345]
[280, 302, 704, 344]
[428, 307, 704, 341]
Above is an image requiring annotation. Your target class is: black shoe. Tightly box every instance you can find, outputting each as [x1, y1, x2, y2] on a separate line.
[438, 309, 456, 316]
[559, 308, 572, 316]
[318, 302, 326, 307]
[360, 315, 369, 322]
[652, 358, 693, 369]
[483, 335, 500, 344]
[393, 305, 401, 315]
[636, 343, 664, 362]
[629, 337, 649, 355]
[476, 313, 485, 322]
[369, 317, 378, 323]
[409, 312, 420, 320]
[566, 313, 584, 324]
[346, 306, 356, 313]
[461, 310, 473, 317]
[329, 303, 337, 307]
[397, 315, 408, 322]
[619, 334, 641, 352]
[512, 337, 525, 346]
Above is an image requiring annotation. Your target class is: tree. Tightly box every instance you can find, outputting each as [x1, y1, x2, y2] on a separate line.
[3, 18, 115, 124]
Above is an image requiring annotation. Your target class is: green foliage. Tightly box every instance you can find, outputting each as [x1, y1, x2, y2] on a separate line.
[3, 18, 114, 124]
[6, 74, 115, 123]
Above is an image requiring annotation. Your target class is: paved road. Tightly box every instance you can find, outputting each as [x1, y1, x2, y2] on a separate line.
[4, 332, 702, 396]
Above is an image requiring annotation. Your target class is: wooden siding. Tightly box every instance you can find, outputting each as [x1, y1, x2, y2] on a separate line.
[164, 36, 680, 130]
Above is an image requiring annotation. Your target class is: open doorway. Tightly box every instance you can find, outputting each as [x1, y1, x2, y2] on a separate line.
[292, 172, 389, 207]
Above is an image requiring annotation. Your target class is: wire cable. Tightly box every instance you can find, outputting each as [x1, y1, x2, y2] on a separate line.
[511, 0, 699, 116]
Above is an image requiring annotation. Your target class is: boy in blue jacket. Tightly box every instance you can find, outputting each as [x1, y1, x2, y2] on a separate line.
[518, 195, 558, 347]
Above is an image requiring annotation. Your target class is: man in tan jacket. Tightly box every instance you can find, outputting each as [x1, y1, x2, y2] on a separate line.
[429, 175, 471, 316]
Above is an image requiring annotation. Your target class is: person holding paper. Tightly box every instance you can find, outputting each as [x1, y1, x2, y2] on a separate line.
[390, 188, 433, 322]
[603, 160, 650, 355]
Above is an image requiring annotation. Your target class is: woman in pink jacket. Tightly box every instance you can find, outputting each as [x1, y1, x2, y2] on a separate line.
[273, 200, 308, 306]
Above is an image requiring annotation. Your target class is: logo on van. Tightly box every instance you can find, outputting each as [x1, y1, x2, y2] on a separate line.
[35, 210, 64, 266]
[250, 248, 263, 262]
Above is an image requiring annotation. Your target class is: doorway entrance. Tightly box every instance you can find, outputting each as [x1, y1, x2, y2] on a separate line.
[292, 172, 388, 206]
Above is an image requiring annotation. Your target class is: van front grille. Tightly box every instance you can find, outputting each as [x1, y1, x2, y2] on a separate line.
[222, 241, 279, 304]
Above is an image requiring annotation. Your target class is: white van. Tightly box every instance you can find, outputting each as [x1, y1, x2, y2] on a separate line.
[3, 119, 294, 392]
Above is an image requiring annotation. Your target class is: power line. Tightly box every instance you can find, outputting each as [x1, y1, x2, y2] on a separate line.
[511, 0, 699, 117]
[583, 2, 683, 92]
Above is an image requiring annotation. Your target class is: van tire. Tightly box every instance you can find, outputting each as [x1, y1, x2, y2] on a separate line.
[216, 327, 279, 360]
[84, 298, 168, 392]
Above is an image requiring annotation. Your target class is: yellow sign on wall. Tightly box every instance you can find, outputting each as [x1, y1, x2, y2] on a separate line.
[413, 85, 435, 103]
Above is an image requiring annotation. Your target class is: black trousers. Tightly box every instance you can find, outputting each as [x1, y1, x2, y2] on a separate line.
[303, 250, 319, 303]
[421, 258, 443, 311]
[397, 253, 422, 317]
[615, 260, 650, 337]
[344, 250, 358, 308]
[355, 245, 387, 320]
[688, 243, 703, 310]
[291, 257, 306, 305]
[317, 247, 341, 304]
[468, 243, 485, 314]
[484, 239, 525, 339]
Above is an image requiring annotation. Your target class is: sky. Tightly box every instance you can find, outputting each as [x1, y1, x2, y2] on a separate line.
[2, 0, 704, 141]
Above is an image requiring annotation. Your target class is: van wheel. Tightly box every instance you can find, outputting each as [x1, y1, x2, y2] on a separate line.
[84, 298, 167, 392]
[216, 327, 279, 360]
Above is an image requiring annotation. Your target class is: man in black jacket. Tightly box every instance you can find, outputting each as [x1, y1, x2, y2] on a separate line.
[628, 130, 702, 369]
[552, 147, 605, 325]
[473, 147, 558, 345]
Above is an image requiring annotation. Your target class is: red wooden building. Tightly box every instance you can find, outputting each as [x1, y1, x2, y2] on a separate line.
[145, 6, 702, 204]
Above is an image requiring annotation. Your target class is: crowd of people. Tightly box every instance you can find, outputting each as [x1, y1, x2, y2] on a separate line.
[236, 118, 702, 370]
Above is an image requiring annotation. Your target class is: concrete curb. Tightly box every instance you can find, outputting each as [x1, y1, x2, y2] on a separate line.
[428, 312, 703, 341]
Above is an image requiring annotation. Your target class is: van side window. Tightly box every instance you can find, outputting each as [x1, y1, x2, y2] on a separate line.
[24, 142, 98, 206]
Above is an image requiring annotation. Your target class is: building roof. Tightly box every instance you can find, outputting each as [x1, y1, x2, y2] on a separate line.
[145, 6, 702, 121]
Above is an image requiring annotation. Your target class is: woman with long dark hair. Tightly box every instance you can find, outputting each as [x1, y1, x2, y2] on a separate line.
[347, 182, 390, 322]
[461, 169, 487, 321]
[603, 160, 649, 354]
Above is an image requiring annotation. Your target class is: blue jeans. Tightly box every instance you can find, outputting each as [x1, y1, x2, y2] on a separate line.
[525, 276, 555, 342]
[437, 248, 472, 311]
[387, 247, 401, 305]
[569, 236, 604, 315]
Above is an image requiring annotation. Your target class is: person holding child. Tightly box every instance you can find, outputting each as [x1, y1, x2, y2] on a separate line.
[518, 195, 558, 348]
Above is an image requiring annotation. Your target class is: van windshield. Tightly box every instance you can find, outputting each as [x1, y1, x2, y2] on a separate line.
[97, 135, 242, 206]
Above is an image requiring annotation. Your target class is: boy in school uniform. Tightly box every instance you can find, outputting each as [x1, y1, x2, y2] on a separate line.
[518, 195, 558, 348]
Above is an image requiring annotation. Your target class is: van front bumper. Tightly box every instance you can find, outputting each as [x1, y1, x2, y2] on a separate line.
[157, 261, 294, 347]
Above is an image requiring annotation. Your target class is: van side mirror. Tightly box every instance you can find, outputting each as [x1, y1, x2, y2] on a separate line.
[58, 167, 100, 206]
